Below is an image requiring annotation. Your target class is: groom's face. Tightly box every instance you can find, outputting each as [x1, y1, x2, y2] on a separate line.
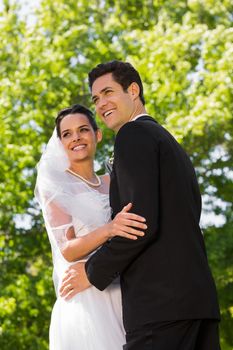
[91, 73, 137, 132]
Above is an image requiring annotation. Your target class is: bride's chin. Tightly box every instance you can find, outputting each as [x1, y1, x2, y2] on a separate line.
[71, 155, 91, 163]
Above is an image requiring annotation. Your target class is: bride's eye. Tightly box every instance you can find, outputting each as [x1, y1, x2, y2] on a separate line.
[80, 128, 90, 133]
[62, 132, 71, 138]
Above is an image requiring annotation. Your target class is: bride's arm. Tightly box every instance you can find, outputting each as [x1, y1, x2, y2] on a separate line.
[61, 203, 146, 262]
[46, 200, 146, 262]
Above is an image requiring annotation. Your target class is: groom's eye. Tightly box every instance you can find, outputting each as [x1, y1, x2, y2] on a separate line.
[105, 89, 113, 94]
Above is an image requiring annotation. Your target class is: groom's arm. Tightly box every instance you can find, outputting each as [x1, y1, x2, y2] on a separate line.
[86, 121, 159, 290]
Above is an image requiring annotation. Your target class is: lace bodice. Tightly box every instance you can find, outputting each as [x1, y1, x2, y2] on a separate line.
[72, 191, 111, 238]
[36, 170, 111, 293]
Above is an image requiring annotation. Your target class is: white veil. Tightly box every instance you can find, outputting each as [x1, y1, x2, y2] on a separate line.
[35, 129, 111, 295]
[35, 129, 74, 244]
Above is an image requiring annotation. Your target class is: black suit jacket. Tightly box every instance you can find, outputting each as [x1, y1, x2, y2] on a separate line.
[86, 116, 220, 331]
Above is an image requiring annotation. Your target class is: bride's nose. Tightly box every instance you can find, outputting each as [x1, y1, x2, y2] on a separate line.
[72, 131, 81, 142]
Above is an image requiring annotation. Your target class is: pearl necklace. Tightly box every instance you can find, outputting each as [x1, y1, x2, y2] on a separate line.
[66, 168, 101, 187]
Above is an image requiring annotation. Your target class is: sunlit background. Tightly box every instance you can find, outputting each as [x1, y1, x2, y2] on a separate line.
[0, 0, 232, 349]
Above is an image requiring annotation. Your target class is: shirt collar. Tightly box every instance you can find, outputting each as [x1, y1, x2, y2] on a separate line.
[131, 113, 150, 121]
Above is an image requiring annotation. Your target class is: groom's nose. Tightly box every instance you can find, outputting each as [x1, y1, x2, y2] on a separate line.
[99, 96, 108, 110]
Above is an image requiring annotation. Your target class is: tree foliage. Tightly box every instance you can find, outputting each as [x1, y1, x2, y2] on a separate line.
[0, 0, 232, 348]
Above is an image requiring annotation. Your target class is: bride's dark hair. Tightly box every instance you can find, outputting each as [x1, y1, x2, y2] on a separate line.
[55, 104, 98, 138]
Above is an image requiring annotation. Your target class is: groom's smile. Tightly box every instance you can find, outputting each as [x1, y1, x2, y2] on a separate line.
[103, 109, 116, 118]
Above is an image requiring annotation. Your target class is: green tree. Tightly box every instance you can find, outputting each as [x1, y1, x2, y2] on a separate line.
[0, 0, 232, 348]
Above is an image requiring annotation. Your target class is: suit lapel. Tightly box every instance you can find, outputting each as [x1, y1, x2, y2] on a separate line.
[109, 115, 158, 217]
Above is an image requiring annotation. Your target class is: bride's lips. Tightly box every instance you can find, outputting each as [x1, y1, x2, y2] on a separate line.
[71, 144, 87, 151]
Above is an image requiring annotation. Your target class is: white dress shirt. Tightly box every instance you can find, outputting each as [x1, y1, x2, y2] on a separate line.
[131, 113, 150, 121]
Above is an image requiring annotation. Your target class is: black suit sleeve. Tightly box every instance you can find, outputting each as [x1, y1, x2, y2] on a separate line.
[85, 121, 159, 290]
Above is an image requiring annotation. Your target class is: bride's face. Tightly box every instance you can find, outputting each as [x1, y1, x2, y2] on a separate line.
[59, 113, 102, 164]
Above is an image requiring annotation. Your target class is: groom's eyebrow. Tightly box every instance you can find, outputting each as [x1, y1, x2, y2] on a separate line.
[92, 87, 112, 101]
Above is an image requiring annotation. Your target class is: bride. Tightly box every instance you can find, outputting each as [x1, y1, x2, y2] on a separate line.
[35, 104, 147, 350]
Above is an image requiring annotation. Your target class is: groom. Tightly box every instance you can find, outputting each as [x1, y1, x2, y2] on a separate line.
[61, 60, 220, 349]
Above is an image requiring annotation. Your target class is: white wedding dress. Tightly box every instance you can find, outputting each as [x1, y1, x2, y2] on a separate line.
[36, 160, 125, 349]
[50, 186, 125, 350]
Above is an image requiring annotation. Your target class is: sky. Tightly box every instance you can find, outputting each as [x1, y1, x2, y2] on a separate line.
[0, 0, 41, 25]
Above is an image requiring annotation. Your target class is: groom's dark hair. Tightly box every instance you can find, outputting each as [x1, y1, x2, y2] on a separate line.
[55, 104, 98, 138]
[88, 60, 145, 105]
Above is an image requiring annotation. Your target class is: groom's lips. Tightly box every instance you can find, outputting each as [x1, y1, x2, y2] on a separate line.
[103, 109, 115, 118]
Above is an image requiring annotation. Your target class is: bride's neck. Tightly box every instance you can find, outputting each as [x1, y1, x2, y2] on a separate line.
[69, 161, 96, 181]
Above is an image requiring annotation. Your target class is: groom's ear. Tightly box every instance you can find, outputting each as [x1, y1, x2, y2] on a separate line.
[96, 129, 103, 143]
[127, 82, 140, 100]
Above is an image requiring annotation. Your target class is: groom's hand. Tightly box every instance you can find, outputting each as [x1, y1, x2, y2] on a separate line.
[59, 262, 91, 300]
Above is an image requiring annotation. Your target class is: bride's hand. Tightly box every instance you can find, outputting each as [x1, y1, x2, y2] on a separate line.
[106, 203, 147, 240]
